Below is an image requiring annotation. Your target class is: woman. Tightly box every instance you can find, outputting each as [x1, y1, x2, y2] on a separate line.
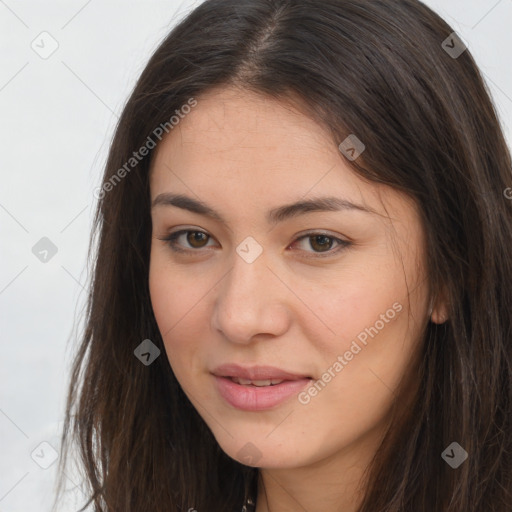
[53, 0, 512, 510]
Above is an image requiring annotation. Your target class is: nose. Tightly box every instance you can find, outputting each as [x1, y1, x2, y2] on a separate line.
[211, 246, 292, 345]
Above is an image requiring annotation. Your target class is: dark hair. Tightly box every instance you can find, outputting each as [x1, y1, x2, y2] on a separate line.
[53, 0, 512, 510]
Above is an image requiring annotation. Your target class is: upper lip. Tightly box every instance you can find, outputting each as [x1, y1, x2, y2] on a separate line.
[212, 363, 311, 381]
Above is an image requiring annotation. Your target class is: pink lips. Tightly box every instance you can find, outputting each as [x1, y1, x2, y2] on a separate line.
[212, 364, 312, 411]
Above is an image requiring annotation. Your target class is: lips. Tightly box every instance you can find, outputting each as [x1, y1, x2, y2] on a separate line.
[230, 377, 285, 387]
[211, 364, 313, 411]
[212, 363, 311, 382]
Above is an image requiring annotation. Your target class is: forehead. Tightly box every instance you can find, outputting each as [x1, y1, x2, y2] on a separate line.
[148, 86, 415, 226]
[154, 87, 336, 171]
[152, 88, 357, 194]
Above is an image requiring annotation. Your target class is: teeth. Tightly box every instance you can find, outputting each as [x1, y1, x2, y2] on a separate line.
[231, 377, 285, 386]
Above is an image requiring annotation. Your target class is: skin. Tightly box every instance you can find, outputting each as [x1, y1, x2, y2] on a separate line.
[148, 85, 448, 512]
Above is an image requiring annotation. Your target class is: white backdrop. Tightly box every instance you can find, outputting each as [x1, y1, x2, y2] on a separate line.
[1, 1, 511, 510]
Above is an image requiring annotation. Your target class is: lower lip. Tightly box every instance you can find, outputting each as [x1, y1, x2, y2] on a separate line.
[213, 375, 312, 411]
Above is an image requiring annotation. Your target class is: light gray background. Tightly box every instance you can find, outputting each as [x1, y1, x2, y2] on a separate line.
[1, 1, 511, 510]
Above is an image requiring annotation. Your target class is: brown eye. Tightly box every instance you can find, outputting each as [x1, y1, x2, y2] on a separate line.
[309, 235, 335, 252]
[161, 230, 215, 252]
[291, 232, 351, 258]
[186, 231, 209, 248]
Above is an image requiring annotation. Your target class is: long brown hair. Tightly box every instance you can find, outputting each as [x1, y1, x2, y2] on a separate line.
[52, 0, 512, 510]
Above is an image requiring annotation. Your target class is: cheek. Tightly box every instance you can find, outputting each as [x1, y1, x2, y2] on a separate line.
[302, 263, 418, 415]
[294, 302, 414, 460]
[148, 253, 213, 378]
[149, 256, 193, 361]
[149, 260, 177, 335]
[307, 264, 405, 357]
[148, 251, 205, 336]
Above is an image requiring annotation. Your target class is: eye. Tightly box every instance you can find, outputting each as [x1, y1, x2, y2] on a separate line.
[158, 229, 216, 252]
[289, 232, 351, 258]
[156, 229, 351, 257]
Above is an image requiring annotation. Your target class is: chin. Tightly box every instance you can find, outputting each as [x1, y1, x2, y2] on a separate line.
[211, 430, 309, 469]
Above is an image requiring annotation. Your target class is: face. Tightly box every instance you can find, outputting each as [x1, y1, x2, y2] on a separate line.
[148, 85, 432, 471]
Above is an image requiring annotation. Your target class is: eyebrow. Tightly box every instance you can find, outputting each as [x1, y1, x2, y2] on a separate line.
[151, 193, 378, 225]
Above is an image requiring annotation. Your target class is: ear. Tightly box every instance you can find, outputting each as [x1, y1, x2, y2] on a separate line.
[430, 286, 449, 324]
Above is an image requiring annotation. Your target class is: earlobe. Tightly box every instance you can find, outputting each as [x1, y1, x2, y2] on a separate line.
[430, 307, 449, 324]
[429, 287, 449, 324]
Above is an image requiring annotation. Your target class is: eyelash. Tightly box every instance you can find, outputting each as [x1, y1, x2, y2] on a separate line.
[157, 229, 351, 258]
